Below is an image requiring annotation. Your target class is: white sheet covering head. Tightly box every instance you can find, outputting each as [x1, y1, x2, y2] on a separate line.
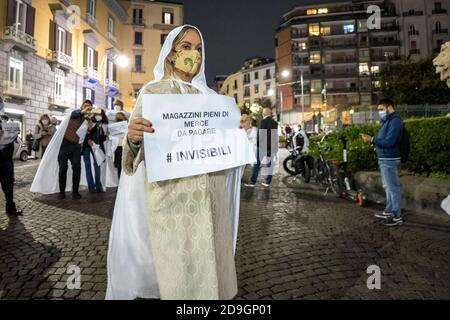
[150, 24, 216, 94]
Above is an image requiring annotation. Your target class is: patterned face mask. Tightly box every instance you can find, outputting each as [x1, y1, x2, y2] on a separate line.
[173, 49, 201, 75]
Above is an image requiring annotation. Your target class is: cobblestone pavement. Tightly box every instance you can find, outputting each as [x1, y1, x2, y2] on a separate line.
[1, 158, 450, 300]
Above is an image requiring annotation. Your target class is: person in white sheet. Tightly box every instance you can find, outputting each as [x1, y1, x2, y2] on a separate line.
[106, 25, 244, 300]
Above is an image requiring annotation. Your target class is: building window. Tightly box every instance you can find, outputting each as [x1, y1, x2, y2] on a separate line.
[244, 86, 250, 97]
[163, 12, 174, 25]
[307, 9, 317, 15]
[358, 19, 368, 32]
[310, 51, 321, 64]
[359, 63, 370, 76]
[265, 69, 271, 79]
[309, 24, 320, 36]
[57, 26, 66, 53]
[435, 2, 443, 10]
[359, 48, 369, 60]
[87, 46, 94, 70]
[254, 84, 259, 94]
[435, 21, 442, 32]
[107, 96, 114, 110]
[84, 87, 95, 103]
[344, 24, 355, 34]
[55, 73, 64, 99]
[108, 16, 115, 35]
[161, 34, 168, 45]
[133, 8, 143, 24]
[8, 57, 23, 89]
[311, 80, 321, 93]
[87, 0, 96, 17]
[134, 55, 142, 72]
[244, 74, 250, 84]
[234, 94, 238, 102]
[254, 71, 259, 80]
[371, 65, 380, 76]
[134, 31, 143, 45]
[234, 80, 237, 89]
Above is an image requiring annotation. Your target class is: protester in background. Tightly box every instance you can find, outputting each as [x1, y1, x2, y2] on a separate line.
[25, 129, 33, 158]
[113, 111, 128, 179]
[245, 107, 278, 188]
[0, 114, 22, 216]
[284, 124, 292, 137]
[293, 124, 309, 153]
[361, 98, 404, 227]
[83, 108, 108, 193]
[240, 114, 257, 157]
[58, 100, 93, 200]
[34, 114, 56, 159]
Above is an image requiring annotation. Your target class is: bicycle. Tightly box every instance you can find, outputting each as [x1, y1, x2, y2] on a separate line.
[312, 134, 341, 195]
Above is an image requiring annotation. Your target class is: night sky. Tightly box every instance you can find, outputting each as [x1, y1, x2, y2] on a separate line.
[176, 0, 347, 84]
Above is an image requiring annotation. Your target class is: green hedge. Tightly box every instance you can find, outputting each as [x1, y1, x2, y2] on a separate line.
[308, 117, 450, 176]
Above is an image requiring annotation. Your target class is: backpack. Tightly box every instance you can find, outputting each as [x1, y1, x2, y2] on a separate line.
[399, 124, 410, 163]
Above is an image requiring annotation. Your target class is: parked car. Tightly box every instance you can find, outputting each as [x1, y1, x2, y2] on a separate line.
[13, 137, 29, 161]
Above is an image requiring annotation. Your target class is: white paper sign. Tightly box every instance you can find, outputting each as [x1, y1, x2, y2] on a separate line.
[108, 121, 128, 138]
[0, 122, 20, 145]
[76, 120, 88, 144]
[142, 94, 256, 182]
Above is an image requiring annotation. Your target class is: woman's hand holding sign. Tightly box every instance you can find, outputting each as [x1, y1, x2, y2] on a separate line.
[128, 117, 155, 145]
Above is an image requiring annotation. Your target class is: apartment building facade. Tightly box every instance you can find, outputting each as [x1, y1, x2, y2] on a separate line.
[275, 0, 450, 126]
[0, 0, 183, 137]
[220, 57, 276, 109]
[119, 0, 183, 109]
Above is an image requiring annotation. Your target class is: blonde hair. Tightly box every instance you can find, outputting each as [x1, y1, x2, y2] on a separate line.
[163, 26, 201, 80]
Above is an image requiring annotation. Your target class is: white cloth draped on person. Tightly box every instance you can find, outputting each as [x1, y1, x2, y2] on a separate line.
[30, 112, 119, 194]
[106, 24, 244, 300]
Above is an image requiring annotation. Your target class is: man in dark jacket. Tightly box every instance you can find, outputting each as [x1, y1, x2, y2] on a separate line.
[362, 98, 403, 227]
[0, 115, 23, 216]
[245, 107, 278, 188]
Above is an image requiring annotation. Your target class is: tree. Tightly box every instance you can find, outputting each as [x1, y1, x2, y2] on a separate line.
[380, 57, 450, 105]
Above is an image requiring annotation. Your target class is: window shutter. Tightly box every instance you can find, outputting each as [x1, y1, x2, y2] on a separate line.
[93, 50, 98, 70]
[25, 4, 35, 36]
[83, 44, 88, 68]
[113, 63, 117, 81]
[66, 31, 72, 56]
[171, 13, 174, 25]
[92, 90, 95, 104]
[161, 12, 164, 24]
[6, 0, 16, 27]
[83, 87, 86, 101]
[49, 20, 56, 51]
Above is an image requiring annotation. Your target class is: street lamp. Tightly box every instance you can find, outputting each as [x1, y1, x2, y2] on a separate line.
[276, 69, 305, 128]
[116, 54, 129, 68]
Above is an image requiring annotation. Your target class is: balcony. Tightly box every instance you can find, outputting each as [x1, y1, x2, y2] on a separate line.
[320, 30, 356, 37]
[293, 58, 309, 66]
[107, 32, 117, 43]
[323, 57, 357, 64]
[432, 9, 447, 14]
[132, 18, 146, 26]
[408, 30, 419, 36]
[292, 31, 308, 39]
[409, 49, 421, 55]
[370, 39, 401, 47]
[132, 66, 145, 73]
[322, 41, 357, 49]
[86, 13, 97, 27]
[83, 67, 99, 84]
[263, 75, 272, 80]
[371, 54, 401, 62]
[433, 29, 449, 34]
[105, 78, 120, 96]
[326, 87, 359, 93]
[1, 81, 32, 100]
[402, 11, 424, 16]
[371, 25, 400, 33]
[324, 71, 359, 78]
[48, 95, 69, 108]
[46, 50, 74, 72]
[243, 78, 250, 84]
[1, 26, 36, 52]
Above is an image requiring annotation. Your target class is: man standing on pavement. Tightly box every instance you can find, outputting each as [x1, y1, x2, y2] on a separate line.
[0, 114, 22, 216]
[245, 107, 278, 188]
[57, 100, 93, 200]
[361, 98, 404, 227]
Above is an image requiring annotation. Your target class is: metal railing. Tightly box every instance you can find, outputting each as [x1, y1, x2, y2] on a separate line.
[107, 32, 117, 43]
[2, 26, 36, 51]
[432, 9, 447, 14]
[105, 78, 119, 90]
[402, 11, 423, 16]
[46, 50, 74, 70]
[86, 13, 97, 26]
[132, 66, 145, 73]
[132, 18, 146, 26]
[433, 29, 449, 34]
[370, 40, 401, 46]
[408, 30, 419, 36]
[1, 81, 32, 99]
[83, 67, 99, 80]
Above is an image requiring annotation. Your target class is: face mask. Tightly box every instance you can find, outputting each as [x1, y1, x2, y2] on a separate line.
[173, 50, 201, 75]
[95, 115, 103, 122]
[378, 111, 388, 120]
[42, 120, 49, 125]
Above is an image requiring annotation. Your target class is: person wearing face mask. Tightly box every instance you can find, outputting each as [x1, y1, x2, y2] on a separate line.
[33, 114, 56, 159]
[106, 25, 243, 300]
[361, 98, 404, 227]
[83, 108, 109, 193]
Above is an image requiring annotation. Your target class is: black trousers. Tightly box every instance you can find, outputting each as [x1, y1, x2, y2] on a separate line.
[58, 140, 81, 194]
[114, 146, 123, 180]
[0, 150, 15, 212]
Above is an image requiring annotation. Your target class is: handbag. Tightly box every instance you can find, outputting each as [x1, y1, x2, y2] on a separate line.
[32, 138, 40, 151]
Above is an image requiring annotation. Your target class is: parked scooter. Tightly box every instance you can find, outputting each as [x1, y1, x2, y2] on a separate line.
[283, 133, 314, 183]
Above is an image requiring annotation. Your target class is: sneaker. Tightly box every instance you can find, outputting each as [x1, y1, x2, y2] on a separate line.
[383, 216, 403, 227]
[58, 192, 66, 200]
[261, 183, 270, 188]
[72, 192, 82, 200]
[244, 183, 256, 187]
[374, 211, 392, 220]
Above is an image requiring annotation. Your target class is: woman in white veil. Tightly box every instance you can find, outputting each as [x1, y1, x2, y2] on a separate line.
[106, 25, 244, 300]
